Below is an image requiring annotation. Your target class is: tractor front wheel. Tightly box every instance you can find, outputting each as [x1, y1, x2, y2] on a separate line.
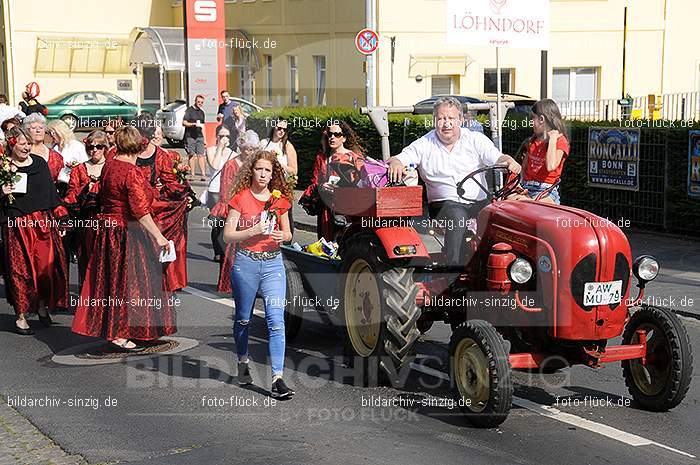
[450, 320, 512, 428]
[622, 305, 693, 411]
[339, 237, 421, 387]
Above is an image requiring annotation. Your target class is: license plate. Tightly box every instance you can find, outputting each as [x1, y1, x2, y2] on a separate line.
[583, 280, 623, 306]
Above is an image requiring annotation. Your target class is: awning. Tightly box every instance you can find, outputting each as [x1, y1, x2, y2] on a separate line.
[129, 27, 260, 73]
[130, 27, 185, 71]
[408, 54, 473, 77]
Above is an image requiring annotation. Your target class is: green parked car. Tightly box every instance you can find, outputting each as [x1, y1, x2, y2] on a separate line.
[45, 91, 152, 131]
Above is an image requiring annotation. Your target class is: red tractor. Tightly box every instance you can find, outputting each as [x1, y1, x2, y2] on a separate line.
[282, 106, 693, 428]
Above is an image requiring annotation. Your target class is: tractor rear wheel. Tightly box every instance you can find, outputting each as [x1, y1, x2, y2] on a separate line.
[450, 320, 512, 428]
[283, 258, 305, 342]
[339, 237, 421, 387]
[622, 305, 693, 411]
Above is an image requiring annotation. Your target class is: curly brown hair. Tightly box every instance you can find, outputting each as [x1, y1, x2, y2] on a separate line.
[229, 150, 293, 201]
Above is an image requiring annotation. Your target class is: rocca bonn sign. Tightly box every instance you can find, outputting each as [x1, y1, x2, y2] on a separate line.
[446, 0, 550, 49]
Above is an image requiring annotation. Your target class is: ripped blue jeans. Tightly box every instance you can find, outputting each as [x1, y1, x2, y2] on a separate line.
[231, 251, 286, 376]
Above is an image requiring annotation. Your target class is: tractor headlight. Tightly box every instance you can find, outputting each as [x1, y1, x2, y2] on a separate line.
[633, 255, 659, 283]
[509, 258, 533, 284]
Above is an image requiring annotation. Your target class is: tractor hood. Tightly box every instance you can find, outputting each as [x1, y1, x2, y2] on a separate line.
[477, 200, 632, 340]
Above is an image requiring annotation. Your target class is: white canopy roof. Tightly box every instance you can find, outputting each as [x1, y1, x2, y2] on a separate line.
[130, 27, 186, 71]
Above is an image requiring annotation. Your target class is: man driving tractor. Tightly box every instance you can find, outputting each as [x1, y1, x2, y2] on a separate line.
[387, 96, 521, 266]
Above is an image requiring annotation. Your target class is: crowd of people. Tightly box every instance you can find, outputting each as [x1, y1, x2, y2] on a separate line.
[0, 83, 570, 400]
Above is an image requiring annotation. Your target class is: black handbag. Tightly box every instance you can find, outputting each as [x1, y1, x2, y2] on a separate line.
[299, 184, 321, 216]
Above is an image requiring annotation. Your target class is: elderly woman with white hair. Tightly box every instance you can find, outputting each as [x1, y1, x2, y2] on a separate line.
[22, 113, 64, 183]
[212, 129, 259, 292]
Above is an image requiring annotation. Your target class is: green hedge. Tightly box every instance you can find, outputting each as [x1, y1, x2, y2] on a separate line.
[247, 108, 700, 236]
[247, 107, 433, 188]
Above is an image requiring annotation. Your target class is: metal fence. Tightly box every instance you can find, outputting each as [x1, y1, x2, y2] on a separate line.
[502, 126, 699, 237]
[558, 92, 700, 122]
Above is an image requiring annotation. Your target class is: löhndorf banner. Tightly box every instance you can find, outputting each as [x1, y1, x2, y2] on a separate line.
[446, 0, 550, 49]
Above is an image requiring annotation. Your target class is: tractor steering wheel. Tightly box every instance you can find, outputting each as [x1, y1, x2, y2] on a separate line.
[456, 165, 521, 204]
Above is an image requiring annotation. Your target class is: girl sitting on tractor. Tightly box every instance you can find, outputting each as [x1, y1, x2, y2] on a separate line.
[516, 98, 570, 204]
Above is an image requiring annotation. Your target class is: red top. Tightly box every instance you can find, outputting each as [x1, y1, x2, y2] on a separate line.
[522, 136, 570, 184]
[137, 146, 190, 200]
[99, 159, 153, 222]
[228, 189, 291, 252]
[64, 163, 102, 215]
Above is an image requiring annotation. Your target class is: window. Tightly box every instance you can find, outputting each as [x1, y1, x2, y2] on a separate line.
[314, 55, 326, 106]
[288, 55, 299, 105]
[69, 93, 97, 105]
[264, 54, 273, 105]
[95, 93, 122, 105]
[35, 37, 129, 74]
[431, 75, 455, 96]
[483, 69, 514, 93]
[552, 68, 599, 102]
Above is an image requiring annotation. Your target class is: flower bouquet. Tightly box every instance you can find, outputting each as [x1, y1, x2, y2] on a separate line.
[58, 159, 80, 184]
[0, 153, 21, 204]
[172, 159, 191, 183]
[261, 189, 283, 234]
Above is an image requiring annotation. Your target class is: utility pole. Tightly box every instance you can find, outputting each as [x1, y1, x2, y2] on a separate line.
[621, 6, 628, 97]
[540, 50, 548, 99]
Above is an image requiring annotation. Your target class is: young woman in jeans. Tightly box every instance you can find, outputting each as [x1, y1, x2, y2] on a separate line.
[222, 150, 294, 398]
[517, 99, 570, 204]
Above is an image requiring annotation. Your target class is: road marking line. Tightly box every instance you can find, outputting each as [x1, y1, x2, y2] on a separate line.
[183, 286, 695, 459]
[182, 286, 317, 315]
[661, 268, 700, 282]
[410, 357, 695, 459]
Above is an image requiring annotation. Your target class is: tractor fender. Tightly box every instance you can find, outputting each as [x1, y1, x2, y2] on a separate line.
[374, 227, 430, 259]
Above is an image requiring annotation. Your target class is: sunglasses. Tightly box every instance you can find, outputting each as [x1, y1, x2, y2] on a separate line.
[104, 131, 115, 135]
[275, 126, 288, 132]
[87, 144, 106, 151]
[326, 131, 344, 139]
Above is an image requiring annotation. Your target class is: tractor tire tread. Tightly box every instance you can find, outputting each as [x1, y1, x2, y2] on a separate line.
[622, 305, 693, 411]
[449, 320, 513, 428]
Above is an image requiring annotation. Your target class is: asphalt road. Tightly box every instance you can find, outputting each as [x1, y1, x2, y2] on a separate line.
[0, 202, 698, 465]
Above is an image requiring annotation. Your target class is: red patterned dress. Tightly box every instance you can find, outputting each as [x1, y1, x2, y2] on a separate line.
[302, 152, 338, 241]
[71, 159, 176, 341]
[64, 162, 103, 283]
[213, 157, 243, 293]
[1, 155, 68, 316]
[46, 149, 64, 184]
[137, 146, 191, 291]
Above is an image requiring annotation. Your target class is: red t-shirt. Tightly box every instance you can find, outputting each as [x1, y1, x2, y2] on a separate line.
[228, 189, 291, 252]
[522, 136, 570, 184]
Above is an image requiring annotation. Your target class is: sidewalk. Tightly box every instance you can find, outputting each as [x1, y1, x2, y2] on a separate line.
[0, 396, 85, 465]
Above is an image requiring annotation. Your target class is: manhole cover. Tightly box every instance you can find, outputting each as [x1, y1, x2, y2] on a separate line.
[52, 337, 199, 366]
[75, 339, 180, 359]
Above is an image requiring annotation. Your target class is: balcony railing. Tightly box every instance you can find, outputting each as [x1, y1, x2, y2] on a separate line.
[557, 92, 700, 122]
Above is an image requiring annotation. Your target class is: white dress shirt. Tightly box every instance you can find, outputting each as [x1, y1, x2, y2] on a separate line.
[396, 128, 503, 204]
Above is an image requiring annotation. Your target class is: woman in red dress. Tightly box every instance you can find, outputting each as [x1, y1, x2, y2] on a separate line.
[300, 121, 364, 241]
[64, 130, 108, 284]
[134, 116, 193, 292]
[72, 126, 175, 351]
[1, 127, 68, 335]
[214, 130, 259, 293]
